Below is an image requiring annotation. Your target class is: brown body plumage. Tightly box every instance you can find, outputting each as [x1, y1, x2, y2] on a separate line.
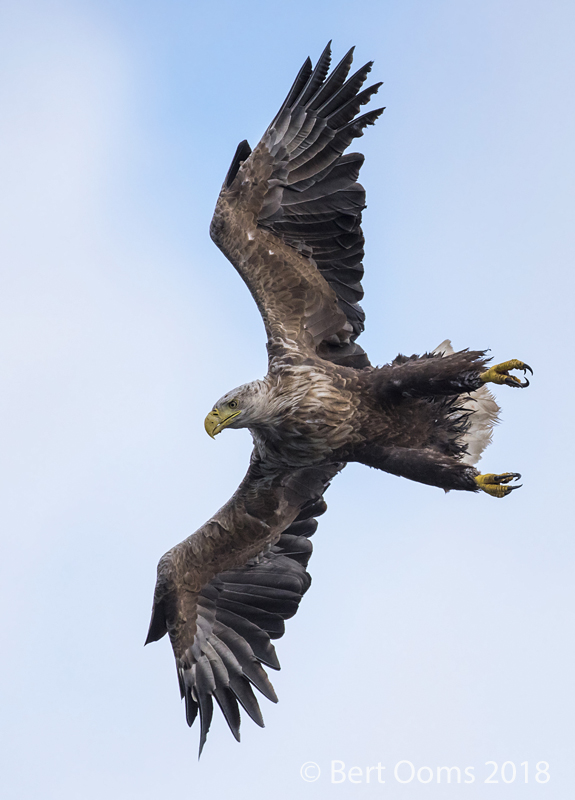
[145, 44, 529, 754]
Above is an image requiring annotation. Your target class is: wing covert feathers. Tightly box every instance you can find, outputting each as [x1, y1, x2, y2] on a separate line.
[210, 44, 383, 368]
[146, 459, 342, 754]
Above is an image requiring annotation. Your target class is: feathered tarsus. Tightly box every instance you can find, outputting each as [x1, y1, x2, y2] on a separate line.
[146, 44, 530, 754]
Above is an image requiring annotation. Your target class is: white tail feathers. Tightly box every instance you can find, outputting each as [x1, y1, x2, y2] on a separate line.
[433, 339, 500, 466]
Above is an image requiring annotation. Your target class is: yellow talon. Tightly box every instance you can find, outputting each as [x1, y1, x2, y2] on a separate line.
[480, 359, 533, 388]
[475, 472, 522, 497]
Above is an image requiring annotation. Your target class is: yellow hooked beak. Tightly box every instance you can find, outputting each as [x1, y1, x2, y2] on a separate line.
[204, 407, 242, 439]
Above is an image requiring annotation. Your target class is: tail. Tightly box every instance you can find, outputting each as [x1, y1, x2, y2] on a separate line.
[433, 340, 499, 466]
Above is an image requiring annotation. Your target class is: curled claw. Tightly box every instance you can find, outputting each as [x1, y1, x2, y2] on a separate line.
[515, 361, 533, 387]
[513, 362, 532, 387]
[498, 473, 522, 495]
[493, 472, 521, 484]
[505, 375, 530, 388]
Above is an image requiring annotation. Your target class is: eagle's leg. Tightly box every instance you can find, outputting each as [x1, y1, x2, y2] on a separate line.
[474, 472, 522, 497]
[373, 350, 488, 398]
[358, 447, 521, 496]
[480, 360, 532, 388]
[373, 350, 532, 398]
[357, 445, 480, 492]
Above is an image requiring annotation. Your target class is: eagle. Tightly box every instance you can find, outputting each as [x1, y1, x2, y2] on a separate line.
[145, 44, 532, 754]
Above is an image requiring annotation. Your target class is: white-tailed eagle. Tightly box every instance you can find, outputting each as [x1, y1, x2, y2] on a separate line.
[145, 44, 532, 754]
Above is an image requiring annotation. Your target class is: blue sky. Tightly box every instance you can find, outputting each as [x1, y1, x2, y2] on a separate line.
[1, 1, 574, 797]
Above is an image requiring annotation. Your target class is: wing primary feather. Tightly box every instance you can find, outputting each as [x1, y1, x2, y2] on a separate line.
[307, 46, 355, 110]
[339, 106, 386, 135]
[241, 661, 278, 704]
[213, 687, 242, 742]
[196, 657, 216, 756]
[229, 676, 265, 727]
[316, 61, 374, 116]
[184, 684, 199, 727]
[326, 83, 384, 129]
[271, 56, 313, 124]
[297, 41, 333, 106]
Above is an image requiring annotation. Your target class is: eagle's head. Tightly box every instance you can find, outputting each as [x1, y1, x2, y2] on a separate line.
[204, 381, 270, 438]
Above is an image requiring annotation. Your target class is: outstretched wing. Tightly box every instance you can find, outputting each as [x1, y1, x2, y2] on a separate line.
[210, 43, 383, 368]
[145, 457, 342, 754]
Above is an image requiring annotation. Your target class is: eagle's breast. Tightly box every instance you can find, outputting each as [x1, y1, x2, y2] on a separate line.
[250, 362, 362, 468]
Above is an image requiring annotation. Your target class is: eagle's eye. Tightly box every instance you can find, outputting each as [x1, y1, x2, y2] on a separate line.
[228, 399, 238, 409]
